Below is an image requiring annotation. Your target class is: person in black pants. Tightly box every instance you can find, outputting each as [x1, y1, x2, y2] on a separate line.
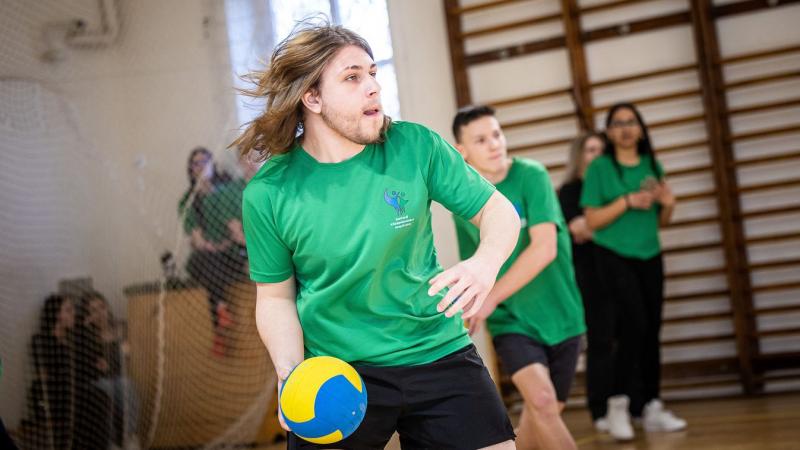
[558, 131, 608, 430]
[580, 103, 686, 440]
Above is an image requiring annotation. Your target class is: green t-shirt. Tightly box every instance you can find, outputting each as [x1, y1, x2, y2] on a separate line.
[580, 154, 663, 260]
[453, 158, 586, 345]
[180, 179, 245, 245]
[242, 121, 496, 366]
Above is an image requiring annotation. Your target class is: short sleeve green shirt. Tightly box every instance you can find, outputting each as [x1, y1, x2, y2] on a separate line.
[580, 154, 663, 259]
[242, 121, 496, 366]
[454, 158, 586, 345]
[180, 179, 244, 245]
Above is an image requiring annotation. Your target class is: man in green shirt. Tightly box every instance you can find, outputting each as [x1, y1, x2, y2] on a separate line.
[453, 106, 586, 450]
[236, 23, 520, 449]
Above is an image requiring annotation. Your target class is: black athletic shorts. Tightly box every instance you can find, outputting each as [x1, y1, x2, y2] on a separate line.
[492, 333, 582, 403]
[288, 345, 515, 450]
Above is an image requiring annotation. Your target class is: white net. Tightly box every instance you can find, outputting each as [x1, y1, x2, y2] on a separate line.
[0, 0, 417, 448]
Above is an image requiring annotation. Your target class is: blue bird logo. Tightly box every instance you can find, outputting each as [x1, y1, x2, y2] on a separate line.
[384, 189, 408, 216]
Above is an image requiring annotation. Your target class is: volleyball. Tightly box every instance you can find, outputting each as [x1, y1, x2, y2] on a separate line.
[279, 356, 368, 444]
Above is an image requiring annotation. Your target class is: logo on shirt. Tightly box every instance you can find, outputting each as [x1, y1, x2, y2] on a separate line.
[384, 189, 415, 229]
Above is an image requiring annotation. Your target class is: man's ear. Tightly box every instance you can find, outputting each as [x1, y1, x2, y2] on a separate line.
[455, 142, 469, 161]
[301, 87, 322, 114]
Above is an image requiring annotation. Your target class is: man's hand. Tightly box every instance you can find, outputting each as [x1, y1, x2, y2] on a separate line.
[429, 256, 501, 319]
[276, 373, 291, 432]
[465, 294, 498, 336]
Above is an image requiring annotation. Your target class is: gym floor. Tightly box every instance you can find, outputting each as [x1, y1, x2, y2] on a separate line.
[257, 392, 800, 449]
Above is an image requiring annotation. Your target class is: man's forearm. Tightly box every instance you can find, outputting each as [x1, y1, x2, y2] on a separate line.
[255, 297, 304, 380]
[489, 238, 556, 305]
[473, 192, 520, 269]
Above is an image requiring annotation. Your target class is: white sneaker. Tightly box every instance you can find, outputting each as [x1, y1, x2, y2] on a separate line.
[643, 399, 687, 432]
[594, 417, 609, 433]
[607, 395, 635, 441]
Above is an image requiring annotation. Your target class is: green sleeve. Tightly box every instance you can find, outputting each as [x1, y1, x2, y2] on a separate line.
[580, 158, 607, 208]
[425, 128, 496, 220]
[524, 163, 562, 227]
[242, 186, 293, 283]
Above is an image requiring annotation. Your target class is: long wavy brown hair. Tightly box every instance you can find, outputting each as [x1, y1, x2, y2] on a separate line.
[230, 20, 391, 161]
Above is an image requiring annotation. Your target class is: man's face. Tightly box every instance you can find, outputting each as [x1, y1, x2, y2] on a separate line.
[456, 115, 508, 174]
[314, 45, 384, 144]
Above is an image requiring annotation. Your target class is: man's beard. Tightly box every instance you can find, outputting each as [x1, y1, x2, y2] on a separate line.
[321, 105, 384, 145]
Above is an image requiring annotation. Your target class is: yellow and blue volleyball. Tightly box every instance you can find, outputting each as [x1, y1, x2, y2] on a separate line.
[280, 356, 368, 444]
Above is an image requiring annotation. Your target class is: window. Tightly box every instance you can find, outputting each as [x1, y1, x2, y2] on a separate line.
[226, 0, 401, 126]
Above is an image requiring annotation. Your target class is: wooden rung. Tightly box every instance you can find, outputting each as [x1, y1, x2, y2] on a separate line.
[756, 304, 800, 316]
[507, 136, 573, 153]
[747, 231, 800, 245]
[500, 111, 576, 130]
[726, 69, 800, 91]
[757, 327, 800, 338]
[752, 281, 800, 294]
[720, 43, 800, 65]
[729, 98, 800, 116]
[591, 63, 696, 88]
[738, 178, 800, 194]
[649, 113, 706, 130]
[448, 0, 528, 15]
[464, 36, 566, 66]
[662, 333, 736, 347]
[656, 139, 708, 154]
[664, 214, 718, 228]
[669, 164, 712, 177]
[461, 13, 560, 39]
[488, 87, 571, 109]
[732, 124, 800, 141]
[676, 189, 717, 202]
[749, 258, 800, 271]
[581, 0, 659, 14]
[593, 88, 701, 112]
[742, 204, 800, 219]
[666, 289, 729, 302]
[662, 241, 721, 255]
[582, 10, 690, 43]
[665, 266, 726, 280]
[663, 311, 732, 325]
[735, 150, 800, 167]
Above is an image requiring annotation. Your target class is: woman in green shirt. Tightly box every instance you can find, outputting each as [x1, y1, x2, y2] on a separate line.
[580, 103, 685, 440]
[179, 147, 247, 355]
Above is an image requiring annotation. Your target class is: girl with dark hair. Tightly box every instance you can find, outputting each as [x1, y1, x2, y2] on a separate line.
[580, 103, 685, 440]
[179, 147, 247, 356]
[23, 294, 76, 449]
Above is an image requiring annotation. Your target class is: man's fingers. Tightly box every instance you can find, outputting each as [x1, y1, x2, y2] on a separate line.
[445, 286, 479, 318]
[428, 269, 459, 296]
[437, 279, 469, 312]
[461, 292, 485, 320]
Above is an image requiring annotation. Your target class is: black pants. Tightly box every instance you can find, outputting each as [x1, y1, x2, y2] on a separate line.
[592, 245, 664, 418]
[573, 244, 615, 421]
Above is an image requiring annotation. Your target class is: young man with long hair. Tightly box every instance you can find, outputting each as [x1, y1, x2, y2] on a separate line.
[234, 22, 520, 449]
